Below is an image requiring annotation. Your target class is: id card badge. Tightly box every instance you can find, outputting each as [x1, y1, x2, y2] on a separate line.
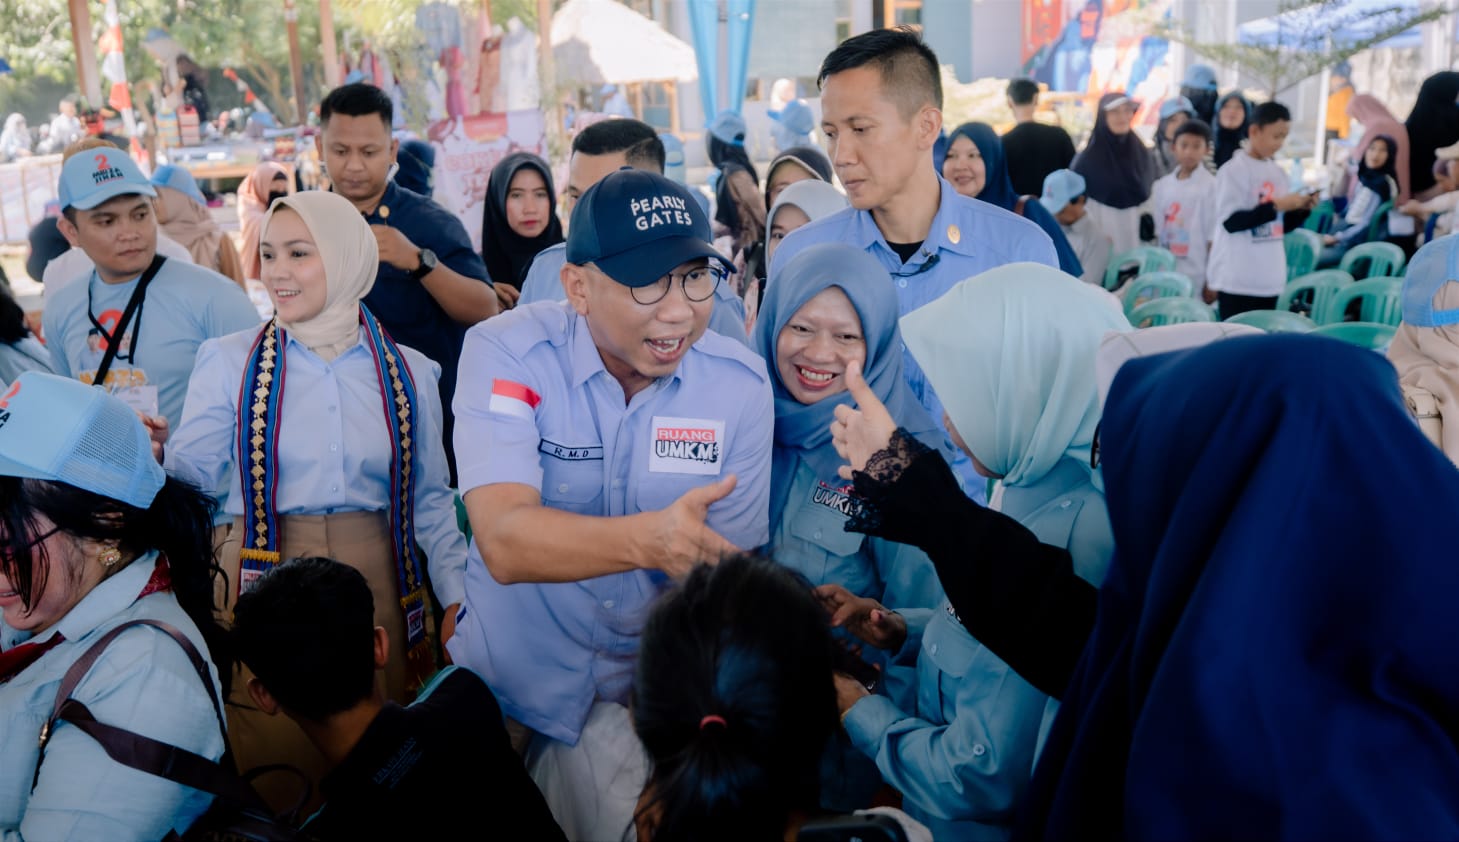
[648, 416, 726, 476]
[113, 384, 160, 417]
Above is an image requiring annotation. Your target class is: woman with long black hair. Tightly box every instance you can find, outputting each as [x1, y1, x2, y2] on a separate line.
[0, 372, 232, 840]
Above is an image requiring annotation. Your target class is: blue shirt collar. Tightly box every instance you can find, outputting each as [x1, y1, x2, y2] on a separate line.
[849, 177, 981, 263]
[52, 550, 163, 644]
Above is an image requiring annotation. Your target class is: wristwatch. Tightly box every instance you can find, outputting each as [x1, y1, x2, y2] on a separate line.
[410, 248, 438, 280]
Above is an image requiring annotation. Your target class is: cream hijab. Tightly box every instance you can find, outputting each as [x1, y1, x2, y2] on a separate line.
[261, 191, 377, 361]
[1389, 237, 1459, 463]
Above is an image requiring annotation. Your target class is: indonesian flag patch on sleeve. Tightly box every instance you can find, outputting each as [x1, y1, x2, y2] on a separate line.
[489, 378, 541, 420]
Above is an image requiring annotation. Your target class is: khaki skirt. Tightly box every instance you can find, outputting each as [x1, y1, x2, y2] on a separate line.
[216, 511, 436, 815]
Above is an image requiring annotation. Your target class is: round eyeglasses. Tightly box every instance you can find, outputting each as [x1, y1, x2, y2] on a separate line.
[630, 265, 727, 306]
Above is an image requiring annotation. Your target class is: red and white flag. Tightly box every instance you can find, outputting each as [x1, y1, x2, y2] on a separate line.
[489, 379, 540, 420]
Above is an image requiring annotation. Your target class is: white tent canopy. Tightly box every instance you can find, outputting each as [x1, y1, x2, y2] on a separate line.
[551, 0, 699, 85]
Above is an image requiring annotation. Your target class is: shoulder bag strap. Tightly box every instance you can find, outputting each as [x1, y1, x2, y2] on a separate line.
[34, 619, 267, 811]
[92, 254, 166, 388]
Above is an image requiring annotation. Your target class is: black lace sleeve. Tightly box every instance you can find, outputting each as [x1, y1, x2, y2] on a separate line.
[842, 428, 1099, 699]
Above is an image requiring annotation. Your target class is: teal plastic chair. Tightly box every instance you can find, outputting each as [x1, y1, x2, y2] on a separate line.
[1129, 297, 1216, 327]
[1277, 270, 1354, 319]
[1338, 241, 1406, 280]
[1319, 276, 1403, 326]
[1122, 271, 1194, 317]
[1364, 199, 1396, 243]
[1310, 321, 1398, 352]
[454, 492, 472, 540]
[1284, 230, 1324, 280]
[1103, 246, 1177, 291]
[1224, 309, 1318, 333]
[1302, 199, 1337, 234]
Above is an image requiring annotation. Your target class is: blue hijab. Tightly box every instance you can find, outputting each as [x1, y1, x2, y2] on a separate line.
[753, 242, 950, 522]
[1023, 334, 1459, 839]
[948, 122, 1084, 278]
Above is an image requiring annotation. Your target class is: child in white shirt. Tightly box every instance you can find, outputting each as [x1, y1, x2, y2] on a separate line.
[1039, 168, 1112, 287]
[1206, 101, 1319, 318]
[1153, 120, 1216, 299]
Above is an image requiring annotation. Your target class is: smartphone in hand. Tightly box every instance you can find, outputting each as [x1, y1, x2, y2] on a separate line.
[833, 644, 882, 694]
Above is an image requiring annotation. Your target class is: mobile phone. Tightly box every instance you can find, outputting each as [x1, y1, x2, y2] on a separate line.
[798, 813, 910, 842]
[833, 644, 882, 694]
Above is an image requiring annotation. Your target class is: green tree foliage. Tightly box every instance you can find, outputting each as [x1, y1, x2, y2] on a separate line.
[1158, 0, 1449, 98]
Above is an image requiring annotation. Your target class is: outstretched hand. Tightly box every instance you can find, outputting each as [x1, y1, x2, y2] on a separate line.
[830, 359, 897, 480]
[645, 474, 742, 578]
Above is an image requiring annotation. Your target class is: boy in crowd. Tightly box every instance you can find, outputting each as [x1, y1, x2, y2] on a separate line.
[1153, 120, 1217, 300]
[1206, 102, 1318, 318]
[1040, 168, 1111, 286]
[231, 556, 566, 841]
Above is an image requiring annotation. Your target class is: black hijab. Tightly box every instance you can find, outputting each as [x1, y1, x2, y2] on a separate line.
[1072, 92, 1155, 209]
[480, 152, 564, 289]
[1213, 92, 1251, 168]
[1357, 135, 1399, 203]
[1405, 72, 1459, 195]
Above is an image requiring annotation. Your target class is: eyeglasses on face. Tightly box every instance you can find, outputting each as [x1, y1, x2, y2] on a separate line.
[629, 264, 727, 305]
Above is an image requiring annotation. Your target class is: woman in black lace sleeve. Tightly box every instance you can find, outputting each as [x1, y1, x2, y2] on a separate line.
[827, 322, 1259, 700]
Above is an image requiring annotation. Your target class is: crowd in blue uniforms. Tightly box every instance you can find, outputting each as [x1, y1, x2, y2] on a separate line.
[21, 17, 1459, 842]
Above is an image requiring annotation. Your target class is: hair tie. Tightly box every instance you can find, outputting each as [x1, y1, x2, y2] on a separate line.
[699, 715, 727, 732]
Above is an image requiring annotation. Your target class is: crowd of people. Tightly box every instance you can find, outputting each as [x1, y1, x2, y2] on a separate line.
[3, 23, 1459, 842]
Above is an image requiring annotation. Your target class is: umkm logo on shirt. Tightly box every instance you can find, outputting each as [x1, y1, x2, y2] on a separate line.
[811, 480, 863, 518]
[648, 416, 725, 476]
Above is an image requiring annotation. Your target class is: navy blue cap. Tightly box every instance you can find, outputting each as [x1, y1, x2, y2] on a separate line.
[566, 168, 728, 288]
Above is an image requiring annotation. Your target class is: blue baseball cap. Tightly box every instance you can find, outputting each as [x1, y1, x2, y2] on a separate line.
[150, 163, 207, 206]
[1182, 64, 1219, 91]
[58, 146, 156, 211]
[566, 168, 728, 287]
[708, 110, 747, 146]
[0, 372, 164, 508]
[774, 99, 816, 136]
[1401, 235, 1459, 327]
[1159, 96, 1196, 122]
[1040, 168, 1087, 215]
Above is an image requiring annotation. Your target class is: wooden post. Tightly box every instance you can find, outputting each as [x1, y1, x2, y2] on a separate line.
[320, 0, 341, 89]
[284, 0, 309, 124]
[67, 0, 104, 108]
[538, 0, 562, 156]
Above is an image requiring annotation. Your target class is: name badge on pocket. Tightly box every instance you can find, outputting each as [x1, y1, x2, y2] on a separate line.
[648, 416, 725, 475]
[114, 384, 159, 417]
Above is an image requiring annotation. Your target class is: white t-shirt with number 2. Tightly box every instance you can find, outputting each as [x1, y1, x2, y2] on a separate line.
[1207, 149, 1291, 297]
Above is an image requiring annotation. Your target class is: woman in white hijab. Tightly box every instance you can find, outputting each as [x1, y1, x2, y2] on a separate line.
[164, 190, 467, 810]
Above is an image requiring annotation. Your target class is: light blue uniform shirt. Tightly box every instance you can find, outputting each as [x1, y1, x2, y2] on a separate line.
[771, 455, 944, 706]
[0, 552, 224, 841]
[164, 327, 468, 608]
[843, 457, 1114, 842]
[41, 257, 261, 430]
[518, 242, 750, 345]
[768, 179, 1059, 500]
[445, 300, 773, 744]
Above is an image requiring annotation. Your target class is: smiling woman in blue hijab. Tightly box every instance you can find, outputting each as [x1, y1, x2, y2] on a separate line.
[754, 241, 951, 811]
[755, 242, 949, 611]
[942, 122, 1083, 278]
[1020, 334, 1459, 839]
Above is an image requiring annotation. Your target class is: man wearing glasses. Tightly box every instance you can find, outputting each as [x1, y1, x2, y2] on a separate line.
[447, 168, 772, 837]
